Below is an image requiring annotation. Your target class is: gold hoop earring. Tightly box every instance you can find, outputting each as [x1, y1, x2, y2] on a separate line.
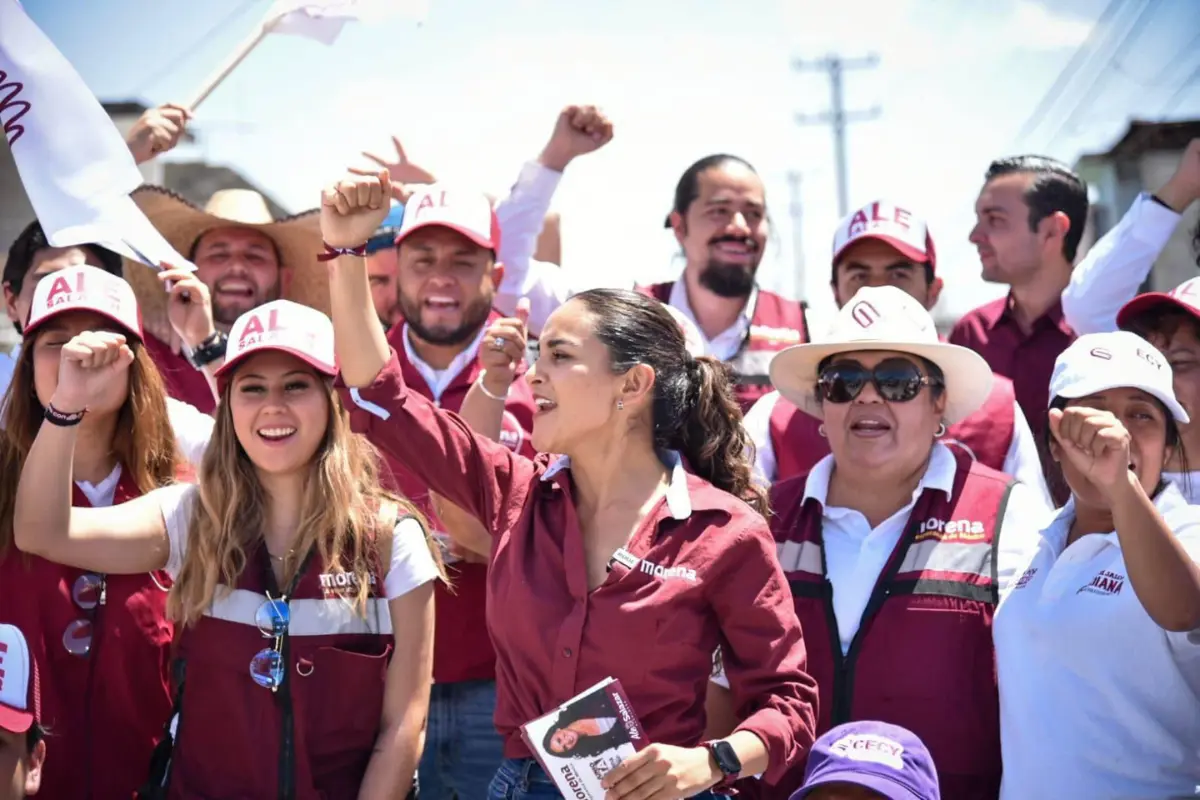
[817, 424, 827, 438]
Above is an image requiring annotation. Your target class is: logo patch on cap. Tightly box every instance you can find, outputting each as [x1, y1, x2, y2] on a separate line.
[850, 300, 882, 329]
[830, 733, 906, 771]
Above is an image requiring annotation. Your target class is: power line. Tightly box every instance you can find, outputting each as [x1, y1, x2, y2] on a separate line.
[130, 0, 264, 98]
[1044, 0, 1164, 149]
[793, 54, 881, 217]
[1013, 0, 1130, 143]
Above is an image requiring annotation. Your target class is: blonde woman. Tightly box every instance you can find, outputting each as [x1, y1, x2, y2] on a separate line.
[14, 299, 442, 799]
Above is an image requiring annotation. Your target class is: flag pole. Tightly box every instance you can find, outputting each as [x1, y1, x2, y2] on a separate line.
[185, 22, 270, 112]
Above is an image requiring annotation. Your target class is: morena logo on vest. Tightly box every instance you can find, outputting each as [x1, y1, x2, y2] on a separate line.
[914, 516, 986, 541]
[319, 570, 378, 597]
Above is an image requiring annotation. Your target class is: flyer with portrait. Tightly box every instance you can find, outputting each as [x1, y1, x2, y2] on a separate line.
[521, 677, 648, 798]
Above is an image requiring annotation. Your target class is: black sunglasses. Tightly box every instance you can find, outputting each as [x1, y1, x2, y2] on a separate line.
[817, 357, 942, 404]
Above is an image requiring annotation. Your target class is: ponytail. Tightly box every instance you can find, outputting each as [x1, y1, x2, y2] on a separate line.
[675, 357, 768, 517]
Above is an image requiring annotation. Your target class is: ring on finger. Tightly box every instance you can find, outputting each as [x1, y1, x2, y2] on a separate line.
[492, 336, 506, 350]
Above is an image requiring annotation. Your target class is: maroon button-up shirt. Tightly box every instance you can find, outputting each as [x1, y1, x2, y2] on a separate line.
[143, 333, 217, 414]
[948, 295, 1074, 444]
[340, 350, 817, 785]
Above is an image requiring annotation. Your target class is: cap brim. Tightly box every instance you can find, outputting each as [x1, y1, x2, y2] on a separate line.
[214, 345, 336, 391]
[1053, 374, 1190, 424]
[1116, 292, 1199, 330]
[833, 234, 930, 269]
[0, 704, 34, 734]
[395, 220, 495, 250]
[24, 305, 143, 343]
[770, 339, 994, 424]
[793, 773, 924, 800]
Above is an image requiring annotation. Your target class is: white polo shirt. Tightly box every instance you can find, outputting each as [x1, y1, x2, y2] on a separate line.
[994, 481, 1200, 799]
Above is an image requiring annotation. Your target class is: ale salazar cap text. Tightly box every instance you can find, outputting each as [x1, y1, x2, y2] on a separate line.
[213, 300, 336, 391]
[395, 185, 501, 251]
[24, 264, 142, 341]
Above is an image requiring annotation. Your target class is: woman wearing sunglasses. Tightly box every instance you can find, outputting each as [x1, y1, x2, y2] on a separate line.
[753, 285, 1049, 800]
[324, 170, 817, 800]
[0, 265, 180, 799]
[13, 297, 442, 799]
[994, 331, 1200, 799]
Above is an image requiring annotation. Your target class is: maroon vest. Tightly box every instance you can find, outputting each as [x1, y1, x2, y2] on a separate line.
[768, 376, 1018, 481]
[638, 282, 809, 412]
[0, 469, 175, 800]
[170, 541, 395, 799]
[143, 334, 217, 414]
[381, 320, 536, 685]
[756, 452, 1012, 800]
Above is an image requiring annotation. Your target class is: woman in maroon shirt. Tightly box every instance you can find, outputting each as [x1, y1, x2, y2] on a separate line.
[321, 169, 817, 800]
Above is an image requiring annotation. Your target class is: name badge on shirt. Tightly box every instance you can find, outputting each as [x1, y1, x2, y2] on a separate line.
[607, 547, 640, 574]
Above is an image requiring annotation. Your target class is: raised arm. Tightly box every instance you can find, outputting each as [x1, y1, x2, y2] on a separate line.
[323, 169, 537, 534]
[1062, 140, 1200, 335]
[14, 332, 170, 573]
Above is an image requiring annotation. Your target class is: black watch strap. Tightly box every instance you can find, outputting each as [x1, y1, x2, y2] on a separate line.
[186, 331, 228, 370]
[705, 739, 742, 783]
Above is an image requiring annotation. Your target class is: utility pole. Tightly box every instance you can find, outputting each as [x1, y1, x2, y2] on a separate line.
[786, 171, 805, 301]
[794, 54, 881, 217]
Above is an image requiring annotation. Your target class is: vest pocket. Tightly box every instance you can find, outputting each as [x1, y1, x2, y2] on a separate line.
[300, 644, 394, 764]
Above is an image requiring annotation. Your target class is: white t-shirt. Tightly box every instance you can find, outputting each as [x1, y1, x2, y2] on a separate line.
[994, 481, 1200, 799]
[1164, 471, 1199, 505]
[155, 483, 440, 601]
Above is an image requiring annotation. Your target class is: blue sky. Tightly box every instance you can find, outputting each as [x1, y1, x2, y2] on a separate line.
[18, 0, 1200, 325]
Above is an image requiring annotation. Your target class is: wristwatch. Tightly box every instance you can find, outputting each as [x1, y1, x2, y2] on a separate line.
[704, 740, 742, 788]
[185, 331, 228, 370]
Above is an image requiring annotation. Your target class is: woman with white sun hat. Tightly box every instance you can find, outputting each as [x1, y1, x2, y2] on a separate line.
[750, 284, 1049, 799]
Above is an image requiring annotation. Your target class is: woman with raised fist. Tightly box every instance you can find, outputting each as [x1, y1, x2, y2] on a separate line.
[14, 293, 442, 799]
[323, 168, 817, 800]
[0, 265, 179, 799]
[994, 331, 1200, 799]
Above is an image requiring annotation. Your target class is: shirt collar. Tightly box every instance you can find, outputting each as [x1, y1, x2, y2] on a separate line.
[401, 322, 487, 381]
[991, 293, 1072, 337]
[541, 449, 693, 519]
[667, 279, 758, 344]
[1044, 480, 1192, 552]
[803, 441, 958, 508]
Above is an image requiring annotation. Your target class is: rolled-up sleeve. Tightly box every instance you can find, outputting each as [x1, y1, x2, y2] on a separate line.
[337, 349, 537, 536]
[707, 521, 817, 783]
[1062, 192, 1182, 335]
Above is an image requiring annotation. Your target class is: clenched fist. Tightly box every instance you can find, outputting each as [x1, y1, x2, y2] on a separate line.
[320, 169, 393, 249]
[126, 104, 191, 165]
[539, 104, 614, 172]
[1049, 405, 1135, 491]
[51, 331, 135, 414]
[478, 298, 531, 398]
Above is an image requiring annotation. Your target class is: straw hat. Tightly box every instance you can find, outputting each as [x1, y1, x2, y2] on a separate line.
[122, 186, 327, 322]
[770, 285, 994, 424]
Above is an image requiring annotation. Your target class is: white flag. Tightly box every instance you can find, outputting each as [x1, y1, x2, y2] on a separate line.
[265, 0, 428, 46]
[0, 0, 193, 270]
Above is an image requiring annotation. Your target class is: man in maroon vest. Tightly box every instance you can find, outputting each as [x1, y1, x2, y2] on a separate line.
[484, 107, 809, 411]
[379, 184, 537, 799]
[743, 200, 1051, 508]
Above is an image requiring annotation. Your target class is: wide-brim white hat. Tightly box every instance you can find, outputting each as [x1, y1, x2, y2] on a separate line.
[770, 285, 994, 423]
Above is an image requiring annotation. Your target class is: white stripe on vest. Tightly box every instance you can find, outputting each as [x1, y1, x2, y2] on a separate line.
[776, 539, 823, 574]
[205, 587, 393, 636]
[777, 537, 992, 580]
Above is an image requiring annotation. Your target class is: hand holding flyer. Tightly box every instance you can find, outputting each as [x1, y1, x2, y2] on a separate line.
[521, 678, 647, 799]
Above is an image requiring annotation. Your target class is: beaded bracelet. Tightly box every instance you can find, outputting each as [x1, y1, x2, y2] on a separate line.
[316, 242, 368, 262]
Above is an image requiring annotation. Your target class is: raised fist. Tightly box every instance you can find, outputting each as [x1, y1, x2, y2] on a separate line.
[478, 298, 531, 397]
[51, 331, 135, 414]
[1049, 405, 1133, 491]
[539, 105, 614, 172]
[320, 169, 393, 249]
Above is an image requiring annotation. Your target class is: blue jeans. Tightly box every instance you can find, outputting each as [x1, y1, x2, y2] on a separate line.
[487, 758, 730, 799]
[417, 679, 505, 799]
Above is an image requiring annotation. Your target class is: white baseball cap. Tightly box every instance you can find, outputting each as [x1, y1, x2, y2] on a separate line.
[832, 200, 937, 273]
[0, 624, 39, 734]
[1116, 276, 1200, 330]
[1049, 331, 1189, 423]
[214, 300, 336, 390]
[770, 285, 993, 423]
[395, 185, 501, 251]
[24, 265, 142, 341]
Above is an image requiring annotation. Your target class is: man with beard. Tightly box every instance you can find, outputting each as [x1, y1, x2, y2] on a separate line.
[492, 108, 808, 411]
[375, 185, 537, 799]
[123, 187, 325, 413]
[365, 202, 406, 330]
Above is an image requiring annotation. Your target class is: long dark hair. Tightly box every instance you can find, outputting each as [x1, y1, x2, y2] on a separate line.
[541, 688, 628, 759]
[573, 288, 767, 516]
